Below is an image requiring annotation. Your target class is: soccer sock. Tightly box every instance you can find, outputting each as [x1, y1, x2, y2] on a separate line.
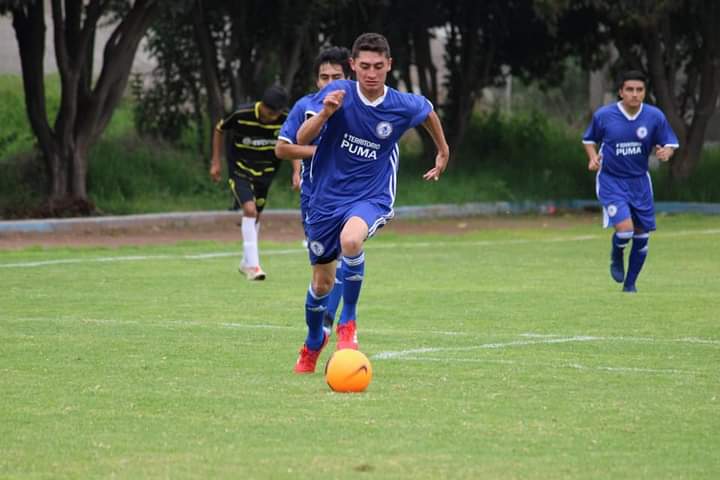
[612, 231, 633, 262]
[241, 216, 259, 267]
[325, 260, 344, 325]
[305, 286, 330, 350]
[624, 233, 649, 288]
[339, 252, 365, 326]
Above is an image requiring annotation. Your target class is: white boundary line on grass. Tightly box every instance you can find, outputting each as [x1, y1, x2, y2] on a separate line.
[2, 227, 719, 269]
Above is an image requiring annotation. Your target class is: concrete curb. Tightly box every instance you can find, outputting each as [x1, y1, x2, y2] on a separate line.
[1, 201, 719, 234]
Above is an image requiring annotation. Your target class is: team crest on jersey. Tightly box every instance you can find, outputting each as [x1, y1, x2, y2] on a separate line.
[309, 241, 325, 257]
[636, 126, 648, 139]
[242, 137, 252, 145]
[375, 121, 393, 139]
[607, 204, 618, 217]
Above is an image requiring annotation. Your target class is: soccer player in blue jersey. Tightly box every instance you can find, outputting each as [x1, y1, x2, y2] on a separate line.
[582, 70, 679, 292]
[275, 47, 353, 338]
[291, 32, 449, 373]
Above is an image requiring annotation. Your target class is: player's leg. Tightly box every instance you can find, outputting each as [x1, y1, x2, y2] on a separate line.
[623, 178, 656, 292]
[323, 258, 344, 336]
[598, 173, 633, 284]
[294, 262, 336, 373]
[295, 217, 341, 373]
[249, 179, 271, 277]
[229, 175, 265, 280]
[611, 218, 634, 283]
[336, 216, 369, 350]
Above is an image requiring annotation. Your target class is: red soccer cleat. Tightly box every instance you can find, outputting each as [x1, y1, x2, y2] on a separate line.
[293, 333, 329, 374]
[336, 320, 358, 350]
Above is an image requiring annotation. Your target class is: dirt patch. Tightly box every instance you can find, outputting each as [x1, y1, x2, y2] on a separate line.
[0, 212, 597, 250]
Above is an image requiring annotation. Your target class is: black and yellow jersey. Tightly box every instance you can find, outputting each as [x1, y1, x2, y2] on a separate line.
[216, 102, 288, 178]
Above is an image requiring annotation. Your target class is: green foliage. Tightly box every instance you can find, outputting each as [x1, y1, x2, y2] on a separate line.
[0, 74, 61, 157]
[449, 109, 595, 200]
[653, 146, 720, 203]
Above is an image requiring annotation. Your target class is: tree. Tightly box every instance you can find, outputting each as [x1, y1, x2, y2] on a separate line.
[3, 0, 161, 214]
[590, 0, 720, 180]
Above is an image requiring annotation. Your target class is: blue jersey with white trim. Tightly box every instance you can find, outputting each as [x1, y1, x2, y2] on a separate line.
[305, 79, 432, 219]
[582, 102, 679, 178]
[279, 94, 316, 185]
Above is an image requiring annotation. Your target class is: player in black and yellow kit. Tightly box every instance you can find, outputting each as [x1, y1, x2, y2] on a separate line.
[210, 85, 297, 280]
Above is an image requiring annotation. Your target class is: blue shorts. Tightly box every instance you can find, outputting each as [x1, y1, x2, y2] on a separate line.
[596, 171, 655, 232]
[306, 200, 394, 264]
[300, 185, 310, 239]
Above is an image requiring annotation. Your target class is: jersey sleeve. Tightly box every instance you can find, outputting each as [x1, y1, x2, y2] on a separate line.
[408, 95, 433, 129]
[216, 111, 240, 132]
[278, 98, 307, 144]
[582, 112, 602, 144]
[654, 113, 680, 148]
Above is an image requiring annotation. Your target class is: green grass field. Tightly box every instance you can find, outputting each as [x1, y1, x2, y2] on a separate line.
[1, 215, 719, 479]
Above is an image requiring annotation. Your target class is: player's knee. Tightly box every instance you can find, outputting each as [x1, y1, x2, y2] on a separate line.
[311, 276, 334, 296]
[340, 236, 363, 256]
[242, 202, 257, 217]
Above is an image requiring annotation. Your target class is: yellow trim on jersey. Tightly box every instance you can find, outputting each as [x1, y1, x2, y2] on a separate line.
[233, 143, 277, 151]
[235, 119, 283, 129]
[234, 161, 275, 176]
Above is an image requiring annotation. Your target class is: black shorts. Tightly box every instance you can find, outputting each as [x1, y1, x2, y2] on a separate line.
[228, 171, 274, 213]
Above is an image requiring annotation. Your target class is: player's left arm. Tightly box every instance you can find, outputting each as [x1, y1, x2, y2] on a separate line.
[654, 114, 680, 162]
[291, 159, 302, 191]
[654, 145, 676, 162]
[420, 110, 450, 181]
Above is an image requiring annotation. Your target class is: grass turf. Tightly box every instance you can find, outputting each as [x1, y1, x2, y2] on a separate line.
[1, 214, 718, 479]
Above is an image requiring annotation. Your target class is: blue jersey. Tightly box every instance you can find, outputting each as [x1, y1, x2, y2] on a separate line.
[582, 102, 679, 178]
[305, 79, 432, 220]
[279, 94, 317, 186]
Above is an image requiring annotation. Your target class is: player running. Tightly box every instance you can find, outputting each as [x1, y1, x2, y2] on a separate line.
[210, 85, 290, 281]
[292, 32, 450, 373]
[582, 70, 679, 292]
[275, 46, 352, 336]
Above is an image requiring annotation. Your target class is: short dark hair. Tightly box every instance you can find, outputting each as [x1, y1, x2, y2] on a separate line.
[351, 32, 391, 59]
[313, 46, 352, 78]
[261, 85, 289, 111]
[618, 70, 647, 89]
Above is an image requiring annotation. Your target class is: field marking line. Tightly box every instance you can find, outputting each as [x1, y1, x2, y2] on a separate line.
[2, 227, 719, 269]
[373, 336, 600, 359]
[396, 356, 700, 376]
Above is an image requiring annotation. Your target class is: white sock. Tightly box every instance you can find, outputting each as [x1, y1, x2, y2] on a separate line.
[241, 216, 260, 267]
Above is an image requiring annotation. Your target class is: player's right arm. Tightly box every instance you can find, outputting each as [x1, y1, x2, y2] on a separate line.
[297, 90, 345, 145]
[582, 112, 602, 172]
[274, 140, 316, 161]
[210, 124, 224, 183]
[583, 142, 601, 171]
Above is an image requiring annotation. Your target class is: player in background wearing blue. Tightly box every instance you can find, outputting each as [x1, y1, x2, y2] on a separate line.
[275, 47, 352, 338]
[582, 70, 679, 292]
[292, 33, 449, 373]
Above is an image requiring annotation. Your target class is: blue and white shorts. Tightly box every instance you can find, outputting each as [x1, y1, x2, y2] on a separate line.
[306, 200, 393, 264]
[596, 171, 656, 232]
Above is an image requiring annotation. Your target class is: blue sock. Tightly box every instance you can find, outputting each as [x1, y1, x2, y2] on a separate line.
[610, 230, 633, 282]
[305, 286, 329, 350]
[339, 252, 365, 326]
[325, 261, 344, 325]
[612, 231, 633, 259]
[624, 233, 649, 289]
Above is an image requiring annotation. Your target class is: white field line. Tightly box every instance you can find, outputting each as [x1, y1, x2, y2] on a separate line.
[372, 336, 600, 359]
[373, 333, 720, 360]
[395, 356, 698, 376]
[2, 227, 719, 269]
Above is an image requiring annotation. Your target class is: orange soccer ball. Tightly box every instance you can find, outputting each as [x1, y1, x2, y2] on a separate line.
[325, 349, 373, 393]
